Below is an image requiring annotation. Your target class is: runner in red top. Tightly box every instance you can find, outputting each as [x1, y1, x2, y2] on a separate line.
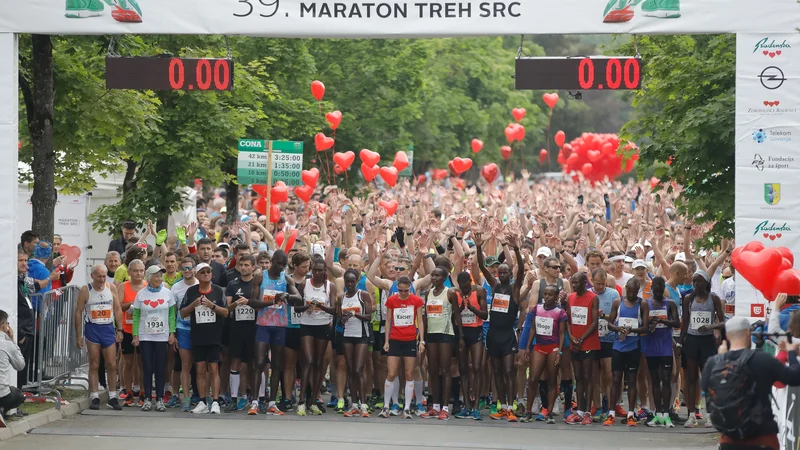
[455, 271, 487, 420]
[381, 276, 425, 419]
[567, 271, 600, 425]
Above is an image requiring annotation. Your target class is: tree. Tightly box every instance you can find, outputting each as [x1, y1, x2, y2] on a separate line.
[618, 35, 735, 240]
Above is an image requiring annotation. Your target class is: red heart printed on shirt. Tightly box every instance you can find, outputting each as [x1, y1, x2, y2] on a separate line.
[769, 52, 776, 58]
[770, 235, 777, 241]
[777, 233, 783, 239]
[777, 51, 782, 56]
[764, 233, 770, 238]
[150, 302, 159, 309]
[763, 50, 769, 55]
[143, 300, 151, 306]
[158, 299, 165, 305]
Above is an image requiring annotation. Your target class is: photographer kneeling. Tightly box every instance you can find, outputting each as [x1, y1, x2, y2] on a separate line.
[703, 316, 800, 450]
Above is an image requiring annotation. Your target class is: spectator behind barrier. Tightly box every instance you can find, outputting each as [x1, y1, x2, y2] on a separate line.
[0, 309, 26, 426]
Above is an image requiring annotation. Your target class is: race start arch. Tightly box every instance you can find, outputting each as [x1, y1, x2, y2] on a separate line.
[1, 0, 799, 357]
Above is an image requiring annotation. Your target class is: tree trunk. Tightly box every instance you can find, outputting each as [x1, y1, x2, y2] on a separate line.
[223, 156, 237, 225]
[28, 35, 56, 245]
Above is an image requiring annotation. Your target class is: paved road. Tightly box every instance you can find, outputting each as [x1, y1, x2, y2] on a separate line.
[3, 408, 718, 450]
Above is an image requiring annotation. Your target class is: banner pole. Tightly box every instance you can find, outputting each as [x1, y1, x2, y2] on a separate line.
[265, 140, 274, 225]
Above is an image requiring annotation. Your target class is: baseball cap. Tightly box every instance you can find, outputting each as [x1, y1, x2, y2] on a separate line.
[694, 269, 710, 282]
[624, 256, 634, 264]
[674, 252, 686, 262]
[645, 250, 654, 262]
[631, 259, 647, 270]
[220, 207, 227, 213]
[196, 262, 211, 273]
[485, 256, 500, 266]
[725, 316, 751, 334]
[536, 247, 552, 258]
[145, 265, 166, 280]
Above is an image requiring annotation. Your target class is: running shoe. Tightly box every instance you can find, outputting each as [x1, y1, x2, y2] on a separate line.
[472, 409, 482, 421]
[138, 396, 145, 407]
[601, 395, 609, 414]
[415, 403, 425, 416]
[224, 393, 232, 406]
[378, 407, 390, 418]
[181, 398, 192, 412]
[704, 419, 713, 429]
[248, 401, 259, 415]
[490, 409, 506, 420]
[297, 404, 307, 416]
[267, 404, 285, 416]
[512, 399, 520, 415]
[602, 0, 640, 23]
[684, 415, 698, 428]
[236, 397, 248, 411]
[695, 411, 704, 421]
[626, 415, 637, 427]
[563, 409, 574, 422]
[344, 404, 360, 417]
[420, 408, 439, 419]
[374, 401, 385, 410]
[190, 394, 201, 406]
[90, 398, 100, 410]
[310, 404, 323, 415]
[545, 415, 556, 424]
[336, 398, 345, 413]
[327, 395, 338, 408]
[664, 415, 675, 428]
[454, 407, 471, 419]
[403, 409, 413, 420]
[593, 411, 606, 422]
[107, 398, 122, 411]
[390, 404, 402, 416]
[507, 410, 518, 422]
[603, 415, 615, 426]
[566, 413, 583, 425]
[163, 391, 172, 404]
[519, 412, 535, 423]
[438, 409, 450, 421]
[615, 405, 626, 417]
[282, 398, 293, 412]
[636, 408, 651, 421]
[647, 415, 663, 427]
[536, 408, 548, 421]
[141, 399, 152, 412]
[210, 401, 221, 414]
[360, 404, 370, 417]
[156, 400, 166, 412]
[478, 397, 487, 411]
[581, 413, 593, 425]
[167, 395, 181, 408]
[119, 389, 128, 400]
[489, 402, 498, 416]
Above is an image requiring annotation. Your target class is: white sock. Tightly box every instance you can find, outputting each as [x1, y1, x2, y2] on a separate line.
[443, 405, 449, 412]
[392, 379, 400, 405]
[609, 410, 615, 418]
[109, 391, 117, 399]
[404, 381, 414, 411]
[414, 380, 423, 405]
[259, 373, 266, 398]
[268, 400, 276, 408]
[133, 384, 140, 392]
[230, 371, 240, 398]
[384, 380, 393, 408]
[165, 382, 172, 392]
[91, 392, 99, 399]
[627, 411, 634, 418]
[502, 403, 508, 411]
[433, 403, 441, 412]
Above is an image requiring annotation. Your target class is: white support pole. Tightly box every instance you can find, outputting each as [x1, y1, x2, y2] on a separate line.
[0, 33, 19, 333]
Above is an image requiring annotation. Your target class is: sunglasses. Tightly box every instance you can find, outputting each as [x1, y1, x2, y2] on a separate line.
[393, 266, 407, 272]
[181, 266, 195, 271]
[547, 265, 560, 269]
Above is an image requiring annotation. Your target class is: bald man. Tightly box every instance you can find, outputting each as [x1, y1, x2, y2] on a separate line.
[75, 265, 124, 410]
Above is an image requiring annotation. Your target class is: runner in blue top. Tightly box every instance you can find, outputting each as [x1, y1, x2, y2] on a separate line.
[641, 277, 680, 428]
[606, 278, 645, 427]
[592, 268, 620, 420]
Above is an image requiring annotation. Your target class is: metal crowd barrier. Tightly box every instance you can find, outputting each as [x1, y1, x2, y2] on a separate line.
[20, 286, 88, 410]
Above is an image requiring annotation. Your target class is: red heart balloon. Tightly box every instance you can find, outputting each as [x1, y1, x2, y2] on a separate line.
[333, 151, 355, 171]
[295, 184, 314, 203]
[538, 149, 548, 165]
[561, 143, 573, 157]
[543, 92, 559, 109]
[501, 146, 512, 160]
[771, 268, 800, 299]
[325, 110, 342, 130]
[587, 150, 602, 163]
[452, 157, 473, 174]
[737, 246, 784, 295]
[269, 204, 281, 223]
[416, 174, 426, 184]
[301, 168, 319, 188]
[392, 151, 409, 172]
[271, 181, 289, 203]
[481, 163, 499, 183]
[780, 258, 793, 272]
[379, 166, 398, 187]
[314, 133, 334, 152]
[743, 241, 766, 253]
[448, 160, 458, 176]
[471, 139, 483, 153]
[581, 163, 593, 176]
[253, 197, 267, 215]
[554, 130, 566, 147]
[311, 80, 325, 101]
[453, 179, 466, 190]
[513, 124, 526, 142]
[275, 229, 298, 252]
[252, 184, 268, 197]
[361, 163, 380, 182]
[432, 169, 448, 181]
[512, 108, 526, 122]
[777, 247, 794, 267]
[359, 149, 380, 167]
[61, 244, 82, 266]
[504, 126, 516, 144]
[378, 199, 399, 217]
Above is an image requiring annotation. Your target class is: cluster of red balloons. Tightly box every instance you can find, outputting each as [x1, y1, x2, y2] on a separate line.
[557, 132, 637, 183]
[733, 242, 799, 300]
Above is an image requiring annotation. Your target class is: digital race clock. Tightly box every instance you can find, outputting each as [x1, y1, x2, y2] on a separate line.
[515, 56, 642, 90]
[106, 57, 234, 91]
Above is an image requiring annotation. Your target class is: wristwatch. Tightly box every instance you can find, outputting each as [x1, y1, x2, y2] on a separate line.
[419, 340, 426, 345]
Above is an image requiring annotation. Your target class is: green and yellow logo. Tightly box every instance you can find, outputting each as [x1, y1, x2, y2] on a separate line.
[764, 183, 781, 205]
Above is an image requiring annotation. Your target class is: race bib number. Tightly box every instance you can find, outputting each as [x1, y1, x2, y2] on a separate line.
[291, 306, 302, 323]
[492, 294, 510, 313]
[426, 299, 444, 317]
[461, 308, 477, 325]
[265, 290, 282, 309]
[343, 305, 362, 316]
[195, 305, 216, 324]
[535, 316, 554, 337]
[235, 305, 255, 321]
[724, 303, 735, 318]
[571, 306, 588, 326]
[690, 311, 712, 330]
[394, 306, 414, 327]
[145, 313, 165, 335]
[649, 309, 668, 328]
[598, 318, 609, 337]
[618, 317, 639, 329]
[125, 310, 133, 325]
[89, 304, 113, 325]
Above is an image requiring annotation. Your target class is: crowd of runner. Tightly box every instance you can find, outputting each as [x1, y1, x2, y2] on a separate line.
[70, 172, 737, 429]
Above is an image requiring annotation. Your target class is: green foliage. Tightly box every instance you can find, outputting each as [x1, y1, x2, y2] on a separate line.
[618, 35, 735, 240]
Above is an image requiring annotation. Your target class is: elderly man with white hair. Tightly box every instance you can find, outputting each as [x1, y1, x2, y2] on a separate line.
[74, 264, 124, 411]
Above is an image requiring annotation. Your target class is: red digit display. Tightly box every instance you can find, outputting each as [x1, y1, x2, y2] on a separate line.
[106, 57, 235, 91]
[515, 57, 641, 90]
[605, 58, 622, 89]
[624, 58, 640, 90]
[578, 58, 594, 90]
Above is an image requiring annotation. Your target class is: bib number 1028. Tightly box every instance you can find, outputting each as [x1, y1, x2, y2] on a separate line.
[234, 0, 280, 17]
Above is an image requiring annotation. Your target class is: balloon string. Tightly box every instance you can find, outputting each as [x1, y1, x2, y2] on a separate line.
[547, 109, 553, 171]
[519, 142, 524, 171]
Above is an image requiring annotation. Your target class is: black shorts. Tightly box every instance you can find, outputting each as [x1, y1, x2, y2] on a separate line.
[121, 332, 138, 355]
[388, 339, 417, 358]
[333, 329, 345, 354]
[571, 349, 599, 361]
[646, 356, 674, 372]
[485, 328, 518, 357]
[193, 344, 222, 364]
[599, 342, 614, 359]
[285, 327, 302, 351]
[372, 331, 387, 355]
[681, 334, 717, 369]
[229, 328, 256, 363]
[462, 327, 483, 348]
[343, 336, 371, 346]
[300, 324, 332, 341]
[426, 332, 455, 344]
[612, 349, 641, 373]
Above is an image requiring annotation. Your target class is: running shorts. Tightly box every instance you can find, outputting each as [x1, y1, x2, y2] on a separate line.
[84, 322, 116, 349]
[388, 339, 417, 358]
[612, 349, 641, 373]
[485, 328, 518, 357]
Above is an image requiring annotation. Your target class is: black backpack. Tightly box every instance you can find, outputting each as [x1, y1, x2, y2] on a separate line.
[706, 349, 768, 439]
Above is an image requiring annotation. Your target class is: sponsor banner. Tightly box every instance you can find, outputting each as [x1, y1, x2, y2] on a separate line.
[736, 34, 800, 320]
[1, 1, 799, 36]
